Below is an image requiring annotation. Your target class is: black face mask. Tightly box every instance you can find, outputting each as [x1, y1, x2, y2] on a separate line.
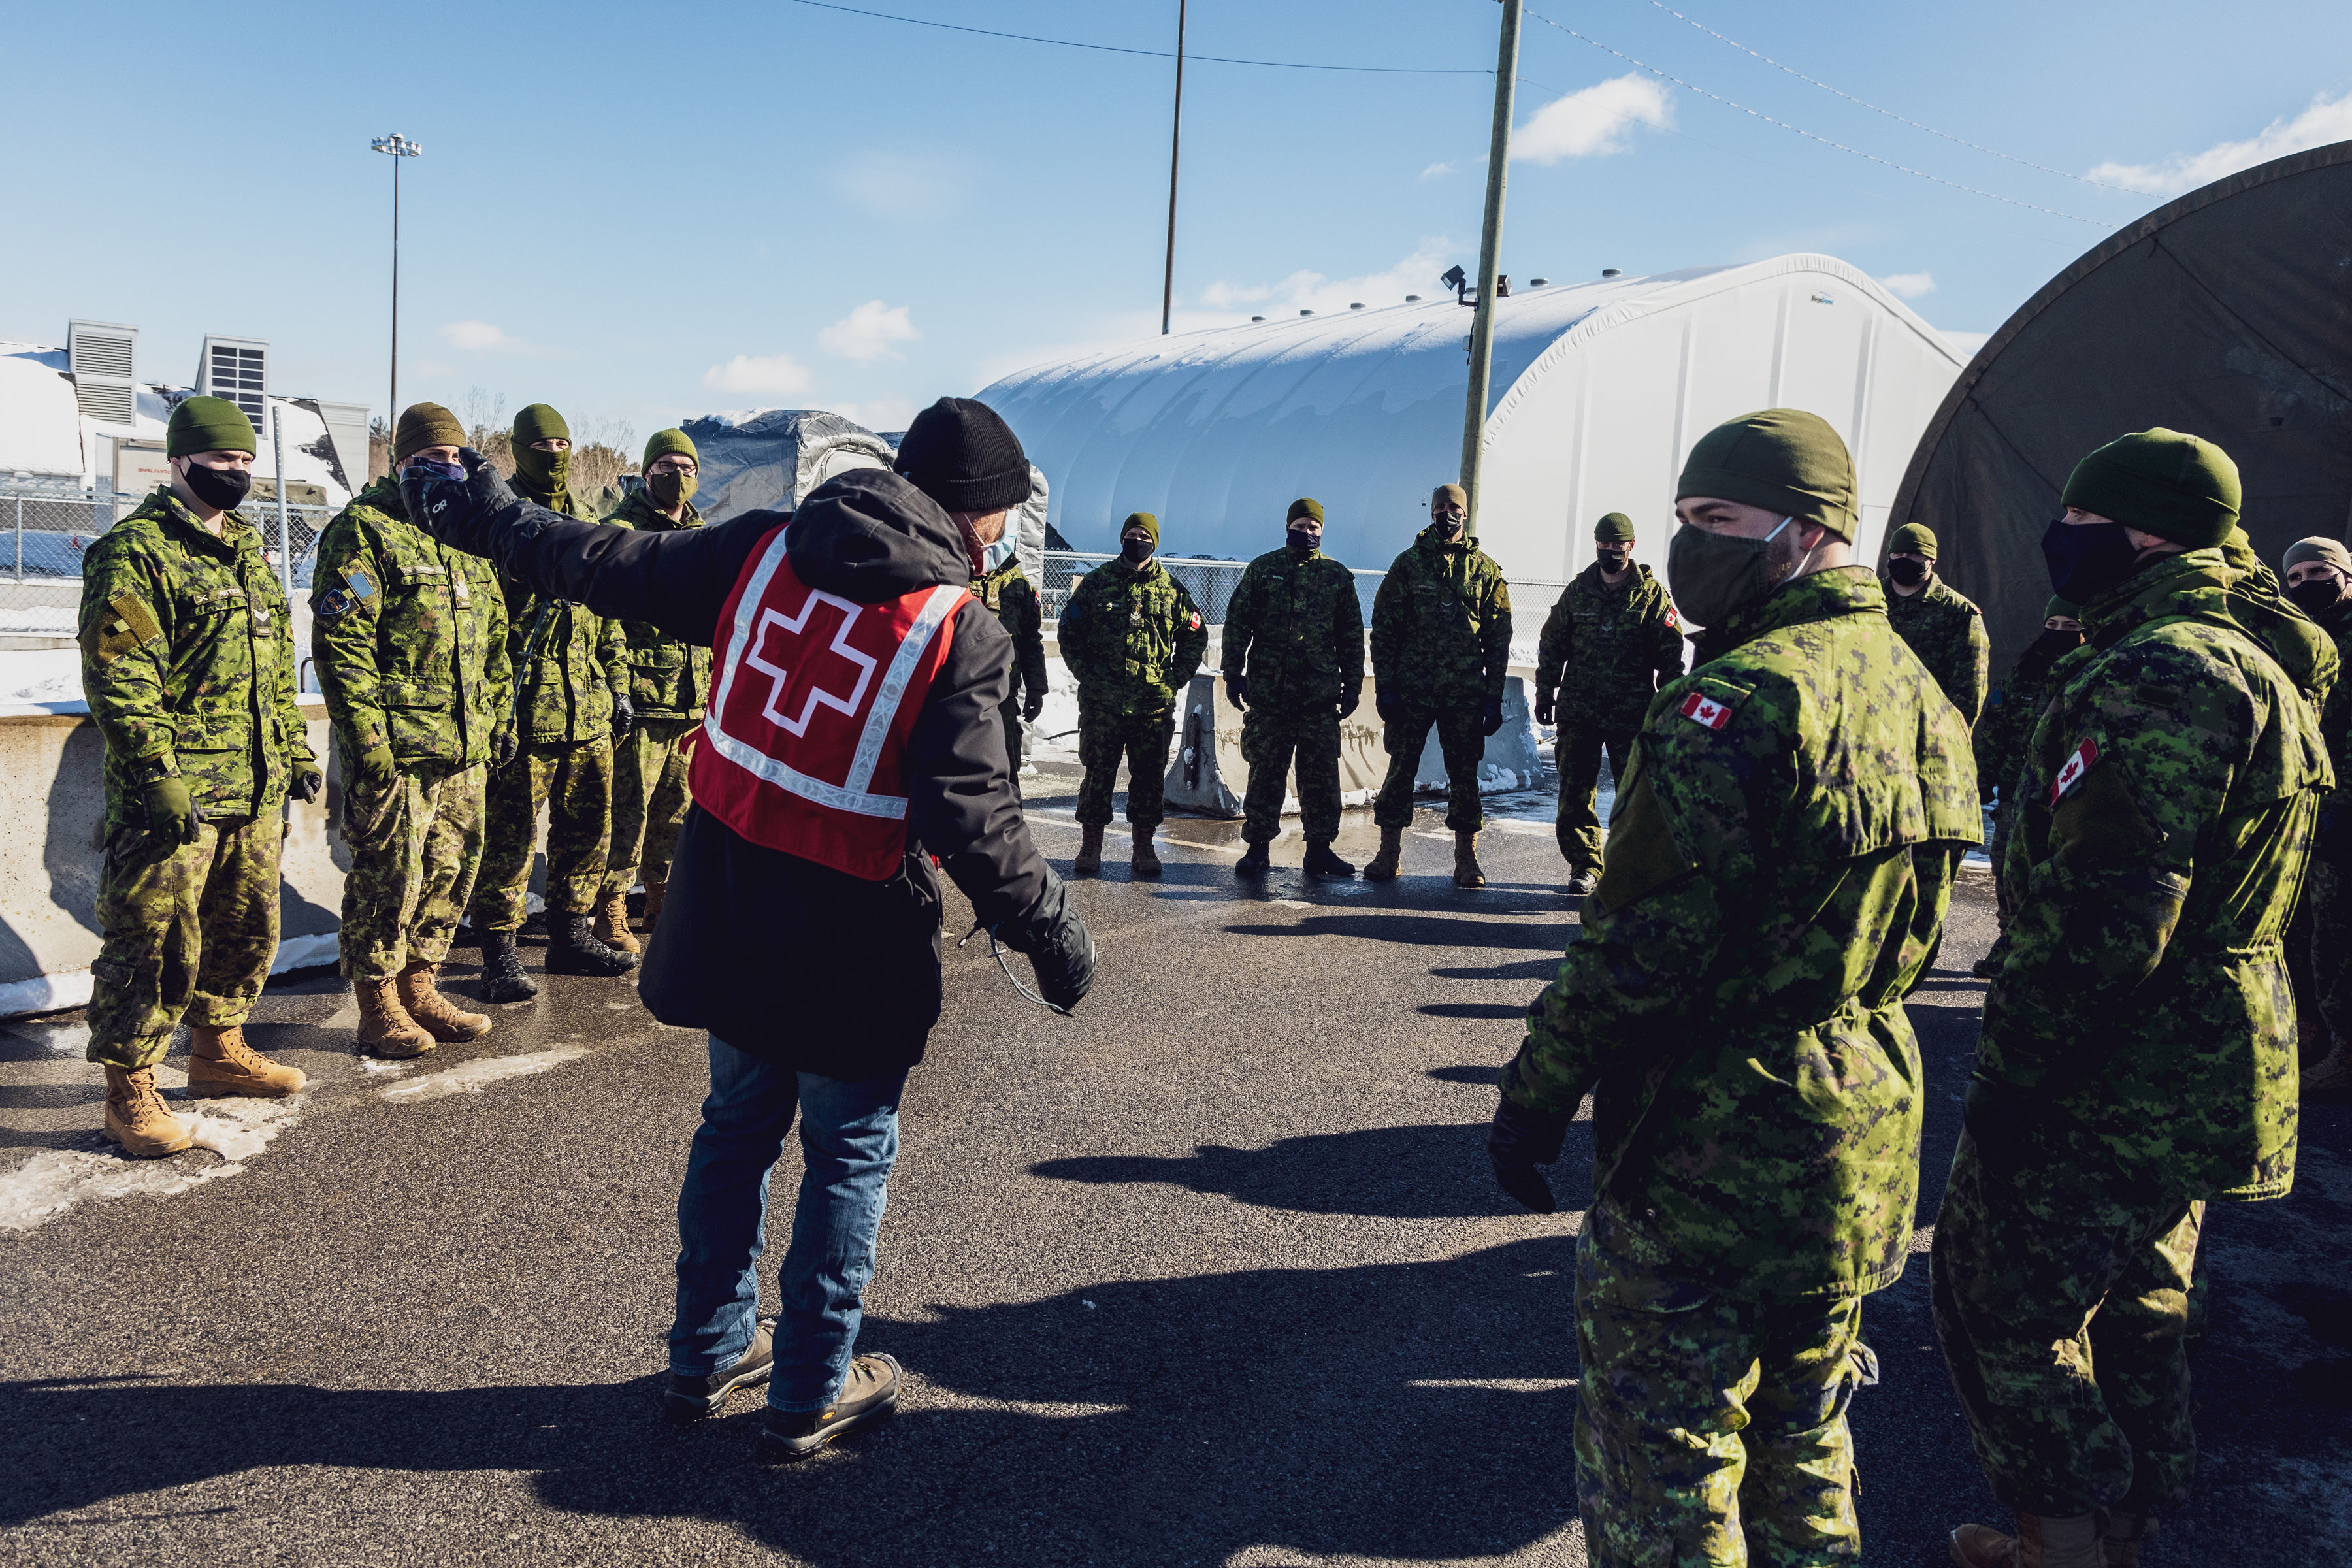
[1286, 527, 1318, 553]
[1596, 549, 1630, 574]
[2288, 578, 2346, 619]
[1121, 536, 1154, 564]
[2042, 517, 2140, 604]
[1887, 556, 1930, 587]
[181, 461, 251, 510]
[1433, 515, 1465, 541]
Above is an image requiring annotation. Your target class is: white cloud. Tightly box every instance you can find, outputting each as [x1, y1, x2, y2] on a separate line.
[2089, 91, 2352, 195]
[1196, 238, 1462, 319]
[1514, 73, 1673, 166]
[700, 353, 815, 396]
[438, 319, 541, 354]
[1877, 272, 1936, 299]
[1420, 161, 1457, 180]
[818, 301, 921, 364]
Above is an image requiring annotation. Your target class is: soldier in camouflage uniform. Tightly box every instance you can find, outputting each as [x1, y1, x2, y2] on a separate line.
[469, 402, 637, 998]
[312, 403, 510, 1058]
[1488, 409, 1979, 1567]
[1224, 497, 1365, 879]
[970, 508, 1049, 783]
[1937, 431, 2331, 1568]
[1532, 511, 1685, 897]
[595, 429, 714, 956]
[1366, 484, 1512, 888]
[2281, 536, 2352, 1094]
[1058, 512, 1207, 877]
[78, 397, 325, 1156]
[1968, 596, 2083, 977]
[1883, 521, 1991, 725]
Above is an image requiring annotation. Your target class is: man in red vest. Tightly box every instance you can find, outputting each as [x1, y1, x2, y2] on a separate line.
[402, 397, 1094, 1462]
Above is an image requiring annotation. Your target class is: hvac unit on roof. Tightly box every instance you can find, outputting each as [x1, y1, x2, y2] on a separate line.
[196, 335, 269, 431]
[68, 319, 139, 427]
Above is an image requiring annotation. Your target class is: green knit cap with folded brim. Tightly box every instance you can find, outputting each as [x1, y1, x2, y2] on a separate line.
[2060, 428, 2239, 547]
[1122, 512, 1160, 547]
[1676, 408, 1857, 542]
[1288, 497, 1324, 525]
[2044, 596, 2082, 622]
[394, 402, 467, 461]
[1594, 512, 1635, 542]
[1888, 522, 1938, 559]
[642, 428, 697, 470]
[166, 395, 257, 458]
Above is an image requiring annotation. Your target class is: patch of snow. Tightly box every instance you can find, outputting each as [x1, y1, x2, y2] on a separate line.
[0, 1087, 297, 1232]
[0, 646, 84, 711]
[380, 1045, 589, 1103]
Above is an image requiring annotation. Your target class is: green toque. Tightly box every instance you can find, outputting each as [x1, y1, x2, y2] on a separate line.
[1288, 497, 1324, 525]
[513, 402, 569, 447]
[2060, 428, 2239, 547]
[167, 395, 256, 458]
[1122, 512, 1160, 548]
[2283, 536, 2352, 577]
[642, 428, 697, 470]
[1676, 408, 1856, 542]
[2044, 596, 2082, 622]
[511, 403, 572, 492]
[1593, 512, 1635, 542]
[394, 402, 466, 461]
[1888, 522, 1938, 559]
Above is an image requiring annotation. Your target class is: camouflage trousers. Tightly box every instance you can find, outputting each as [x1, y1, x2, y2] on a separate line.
[1556, 724, 1635, 872]
[2285, 858, 2352, 1048]
[474, 736, 613, 930]
[604, 718, 694, 896]
[87, 813, 284, 1070]
[1374, 704, 1486, 832]
[1075, 708, 1174, 829]
[1930, 1132, 2202, 1516]
[1575, 1214, 1872, 1566]
[338, 762, 487, 983]
[1241, 702, 1343, 845]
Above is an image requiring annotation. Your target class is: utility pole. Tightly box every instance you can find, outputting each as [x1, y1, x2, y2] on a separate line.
[371, 133, 423, 422]
[1458, 0, 1521, 532]
[1160, 0, 1188, 335]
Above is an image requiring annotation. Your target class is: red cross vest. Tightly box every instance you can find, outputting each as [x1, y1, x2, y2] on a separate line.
[689, 522, 972, 880]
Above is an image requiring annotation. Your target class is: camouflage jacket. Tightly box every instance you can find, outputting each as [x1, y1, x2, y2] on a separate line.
[1370, 525, 1511, 708]
[2317, 604, 2352, 809]
[1533, 562, 1684, 730]
[1884, 573, 1990, 726]
[1980, 547, 2333, 1220]
[1503, 567, 1980, 1300]
[312, 478, 511, 771]
[1221, 546, 1365, 711]
[604, 489, 714, 721]
[78, 486, 314, 828]
[1058, 555, 1208, 717]
[971, 557, 1048, 710]
[1973, 637, 2070, 806]
[498, 480, 627, 743]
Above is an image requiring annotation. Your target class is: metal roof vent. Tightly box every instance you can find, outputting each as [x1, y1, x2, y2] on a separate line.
[196, 335, 269, 432]
[1299, 309, 1314, 317]
[68, 319, 138, 427]
[1350, 302, 1365, 310]
[1405, 294, 1421, 302]
[1252, 315, 1266, 323]
[1528, 277, 1549, 286]
[1601, 268, 1622, 278]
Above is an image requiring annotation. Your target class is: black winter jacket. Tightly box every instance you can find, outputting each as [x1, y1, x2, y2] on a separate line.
[462, 468, 1057, 1076]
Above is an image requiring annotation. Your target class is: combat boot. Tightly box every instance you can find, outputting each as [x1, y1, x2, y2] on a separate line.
[1235, 841, 1271, 877]
[546, 911, 640, 977]
[593, 890, 642, 956]
[1364, 825, 1405, 881]
[355, 977, 437, 1060]
[643, 878, 667, 931]
[2302, 1040, 2352, 1095]
[102, 1066, 191, 1158]
[1563, 868, 1599, 899]
[1073, 825, 1104, 875]
[1303, 841, 1356, 879]
[186, 1024, 307, 1098]
[1454, 830, 1487, 889]
[2097, 1509, 2156, 1567]
[478, 930, 539, 1003]
[397, 960, 493, 1043]
[1950, 1512, 2100, 1568]
[1131, 826, 1162, 877]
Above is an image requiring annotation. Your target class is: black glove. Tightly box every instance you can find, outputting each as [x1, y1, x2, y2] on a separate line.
[1002, 875, 1096, 1013]
[1487, 1092, 1572, 1214]
[1375, 691, 1397, 725]
[1534, 694, 1554, 728]
[1226, 676, 1249, 711]
[399, 446, 523, 559]
[1022, 689, 1046, 723]
[1480, 698, 1505, 737]
[2321, 804, 2352, 869]
[289, 762, 325, 803]
[494, 728, 521, 772]
[610, 689, 634, 739]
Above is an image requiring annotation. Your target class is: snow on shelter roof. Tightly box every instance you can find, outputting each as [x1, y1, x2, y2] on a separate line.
[977, 254, 1966, 580]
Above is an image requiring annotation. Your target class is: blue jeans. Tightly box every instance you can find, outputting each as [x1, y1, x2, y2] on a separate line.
[669, 1036, 907, 1411]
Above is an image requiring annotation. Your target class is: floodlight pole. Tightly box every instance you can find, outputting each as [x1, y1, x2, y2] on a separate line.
[372, 133, 423, 423]
[1160, 0, 1187, 335]
[1459, 0, 1522, 532]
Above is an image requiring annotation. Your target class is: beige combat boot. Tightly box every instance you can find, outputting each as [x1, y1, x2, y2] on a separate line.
[593, 889, 642, 956]
[1453, 830, 1487, 889]
[186, 1024, 307, 1099]
[356, 976, 437, 1060]
[103, 1065, 192, 1158]
[1364, 825, 1405, 882]
[643, 878, 667, 932]
[397, 960, 493, 1043]
[1074, 825, 1105, 875]
[1950, 1512, 2100, 1568]
[1131, 825, 1162, 877]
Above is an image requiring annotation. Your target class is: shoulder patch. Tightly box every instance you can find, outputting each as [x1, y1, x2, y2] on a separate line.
[1663, 606, 1680, 630]
[2050, 738, 2099, 806]
[342, 565, 379, 602]
[109, 593, 161, 647]
[1678, 689, 1737, 730]
[1187, 609, 1203, 631]
[315, 586, 357, 621]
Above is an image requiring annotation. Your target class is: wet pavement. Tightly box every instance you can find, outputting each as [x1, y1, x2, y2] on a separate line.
[0, 765, 2346, 1566]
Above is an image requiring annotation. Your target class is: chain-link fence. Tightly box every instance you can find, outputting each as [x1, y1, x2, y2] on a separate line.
[0, 486, 334, 636]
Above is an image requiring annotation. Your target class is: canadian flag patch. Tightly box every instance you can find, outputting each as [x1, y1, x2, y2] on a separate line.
[1187, 610, 1202, 630]
[1678, 691, 1734, 730]
[1665, 608, 1680, 629]
[2050, 738, 2099, 806]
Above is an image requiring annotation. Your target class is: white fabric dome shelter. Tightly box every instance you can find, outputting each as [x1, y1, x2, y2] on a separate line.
[977, 254, 1967, 580]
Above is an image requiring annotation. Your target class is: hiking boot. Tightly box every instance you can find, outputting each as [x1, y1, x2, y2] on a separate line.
[2302, 1041, 2352, 1096]
[760, 1353, 901, 1462]
[545, 911, 639, 977]
[356, 977, 437, 1060]
[102, 1065, 192, 1158]
[1563, 868, 1599, 899]
[1303, 841, 1356, 879]
[1454, 830, 1487, 889]
[593, 890, 642, 956]
[1235, 841, 1271, 876]
[396, 960, 492, 1043]
[1073, 825, 1104, 875]
[186, 1024, 307, 1098]
[2097, 1509, 2156, 1567]
[1364, 825, 1405, 881]
[478, 929, 540, 1003]
[1131, 826, 1162, 877]
[1950, 1513, 2100, 1568]
[663, 1318, 776, 1423]
[643, 878, 667, 932]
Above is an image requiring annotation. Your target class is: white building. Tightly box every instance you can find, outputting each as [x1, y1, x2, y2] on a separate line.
[977, 253, 1967, 581]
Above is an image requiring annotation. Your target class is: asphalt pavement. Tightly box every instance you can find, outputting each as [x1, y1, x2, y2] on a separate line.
[1, 766, 2347, 1567]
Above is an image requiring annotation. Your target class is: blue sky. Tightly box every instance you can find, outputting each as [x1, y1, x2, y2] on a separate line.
[5, 0, 2347, 443]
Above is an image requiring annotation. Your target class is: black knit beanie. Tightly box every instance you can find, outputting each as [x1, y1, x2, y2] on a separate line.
[892, 397, 1031, 512]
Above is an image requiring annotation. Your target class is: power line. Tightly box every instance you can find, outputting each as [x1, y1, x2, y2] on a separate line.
[783, 0, 1490, 74]
[1637, 0, 2136, 193]
[1523, 8, 2106, 224]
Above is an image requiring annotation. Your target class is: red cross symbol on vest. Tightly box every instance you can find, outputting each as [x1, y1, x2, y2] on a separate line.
[742, 589, 879, 736]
